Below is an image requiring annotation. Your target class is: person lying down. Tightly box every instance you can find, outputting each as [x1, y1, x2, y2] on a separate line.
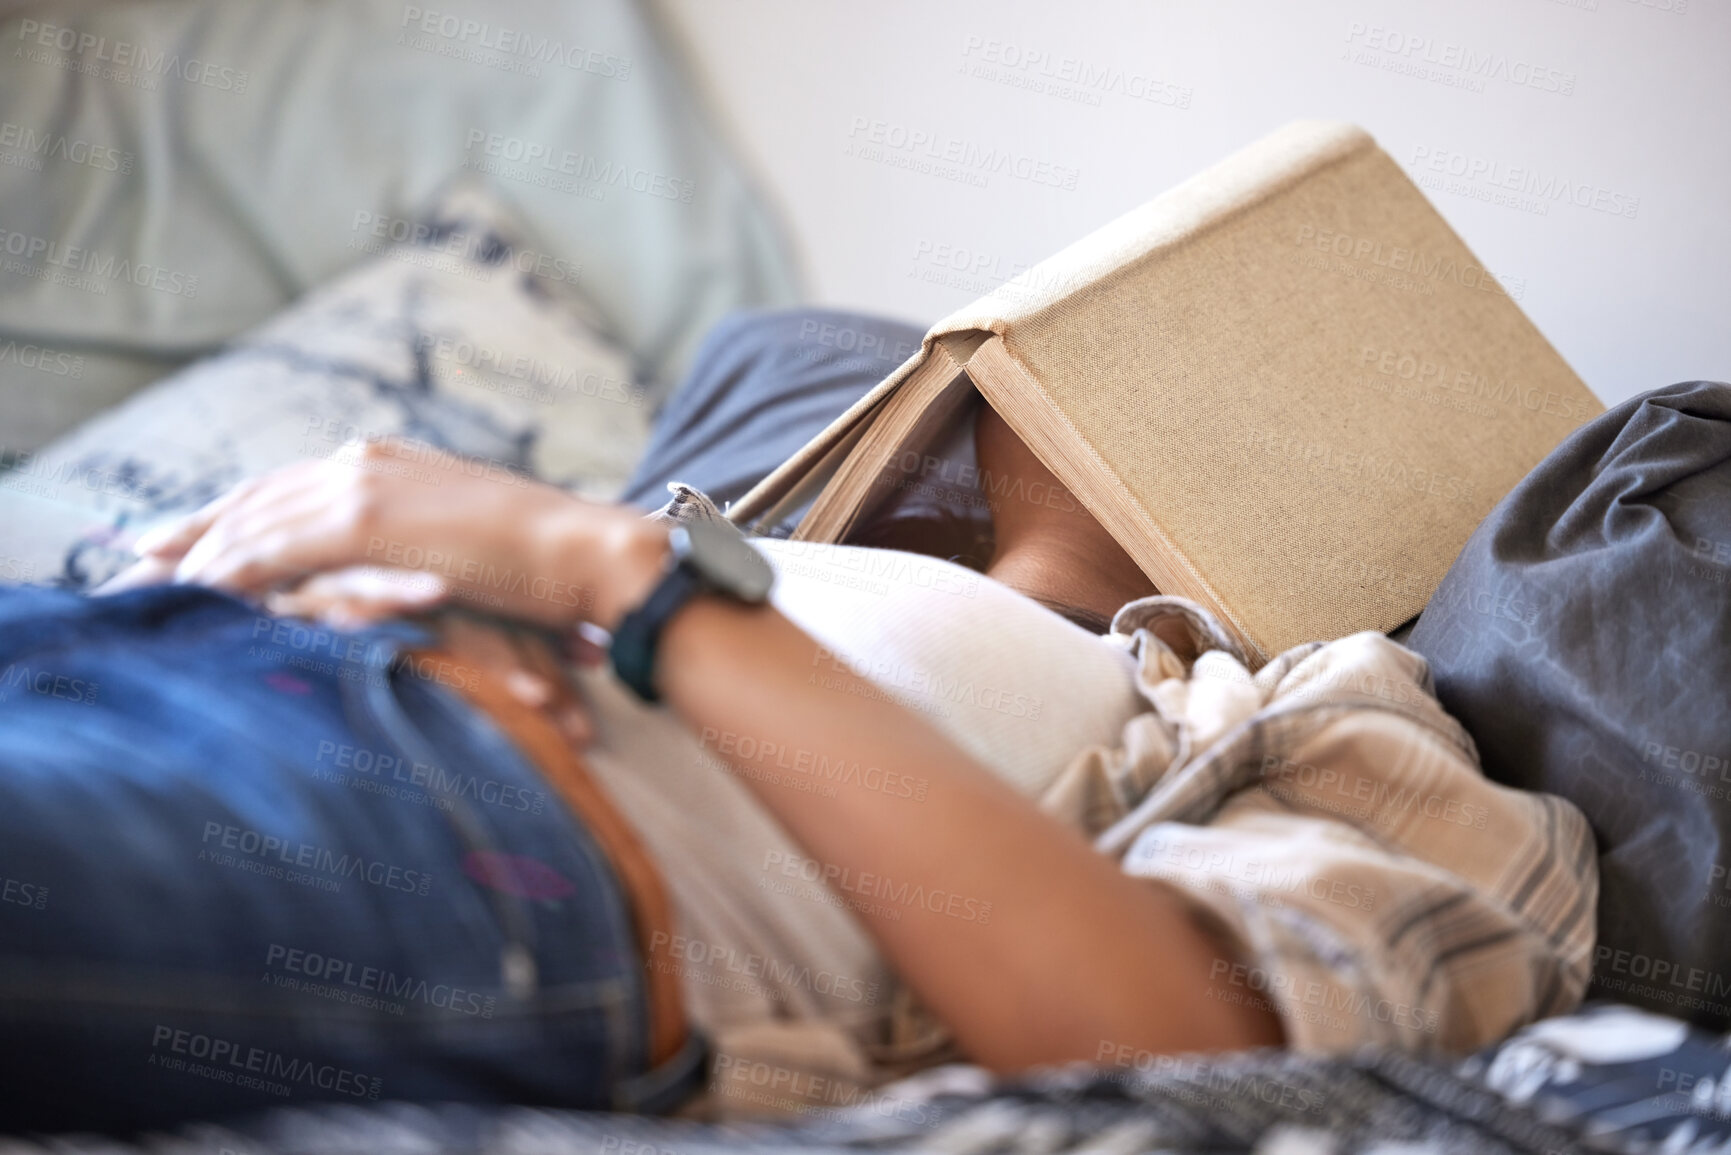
[0, 403, 1596, 1134]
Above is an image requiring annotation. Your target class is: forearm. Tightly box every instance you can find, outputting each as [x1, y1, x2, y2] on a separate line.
[121, 454, 1266, 1064]
[653, 594, 1283, 1069]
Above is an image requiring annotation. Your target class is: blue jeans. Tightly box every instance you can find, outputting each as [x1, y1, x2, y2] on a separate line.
[0, 584, 705, 1134]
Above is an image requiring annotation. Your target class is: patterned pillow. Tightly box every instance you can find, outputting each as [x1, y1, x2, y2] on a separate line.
[0, 184, 653, 590]
[1463, 1001, 1731, 1149]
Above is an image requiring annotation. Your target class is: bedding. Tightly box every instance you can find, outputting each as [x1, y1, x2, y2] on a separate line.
[0, 320, 1703, 1153]
[1410, 381, 1731, 1031]
[648, 484, 1600, 1067]
[576, 535, 1152, 1116]
[0, 184, 653, 592]
[11, 1002, 1728, 1153]
[0, 0, 798, 449]
[1046, 600, 1596, 1058]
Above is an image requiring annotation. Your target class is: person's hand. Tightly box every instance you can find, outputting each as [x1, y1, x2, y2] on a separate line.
[102, 438, 666, 630]
[424, 613, 598, 750]
[258, 564, 448, 629]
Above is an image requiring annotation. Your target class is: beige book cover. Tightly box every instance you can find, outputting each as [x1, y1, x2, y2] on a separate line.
[731, 121, 1602, 665]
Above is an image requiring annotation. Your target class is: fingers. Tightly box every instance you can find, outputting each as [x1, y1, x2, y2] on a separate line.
[175, 498, 318, 588]
[137, 458, 353, 590]
[264, 566, 447, 627]
[506, 629, 594, 749]
[133, 476, 268, 559]
[92, 555, 180, 595]
[553, 698, 595, 749]
[434, 618, 596, 751]
[174, 482, 357, 592]
[434, 618, 563, 716]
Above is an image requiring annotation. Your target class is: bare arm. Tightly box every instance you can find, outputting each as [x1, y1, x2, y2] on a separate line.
[125, 441, 1282, 1070]
[593, 518, 1284, 1070]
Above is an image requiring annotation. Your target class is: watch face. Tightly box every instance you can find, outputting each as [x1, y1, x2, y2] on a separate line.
[675, 520, 776, 602]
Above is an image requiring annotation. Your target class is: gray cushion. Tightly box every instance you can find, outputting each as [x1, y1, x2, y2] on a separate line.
[1410, 380, 1731, 1028]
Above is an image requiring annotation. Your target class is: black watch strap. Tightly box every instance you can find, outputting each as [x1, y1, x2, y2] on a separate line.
[609, 560, 706, 704]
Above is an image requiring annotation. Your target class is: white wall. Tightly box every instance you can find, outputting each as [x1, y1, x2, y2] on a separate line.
[655, 0, 1729, 407]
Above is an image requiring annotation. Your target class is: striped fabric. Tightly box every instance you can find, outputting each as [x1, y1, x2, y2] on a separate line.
[652, 484, 1598, 1059]
[1042, 596, 1599, 1055]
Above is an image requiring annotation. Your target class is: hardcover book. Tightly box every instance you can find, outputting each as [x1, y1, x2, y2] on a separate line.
[729, 121, 1601, 665]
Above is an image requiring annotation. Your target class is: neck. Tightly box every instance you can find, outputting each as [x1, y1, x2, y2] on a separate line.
[969, 402, 1157, 630]
[985, 532, 1152, 630]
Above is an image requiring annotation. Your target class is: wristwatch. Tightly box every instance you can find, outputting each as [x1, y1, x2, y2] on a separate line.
[609, 519, 775, 703]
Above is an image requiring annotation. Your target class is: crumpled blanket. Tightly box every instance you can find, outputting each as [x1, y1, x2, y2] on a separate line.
[655, 481, 1600, 1065]
[1041, 596, 1599, 1057]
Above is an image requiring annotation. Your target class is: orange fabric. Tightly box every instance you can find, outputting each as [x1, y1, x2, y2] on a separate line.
[411, 646, 689, 1068]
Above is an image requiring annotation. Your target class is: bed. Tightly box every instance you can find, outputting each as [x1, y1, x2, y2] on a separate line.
[2, 3, 1725, 1151]
[3, 1003, 1729, 1153]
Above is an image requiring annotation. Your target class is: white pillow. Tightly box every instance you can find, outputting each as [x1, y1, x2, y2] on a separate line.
[0, 185, 652, 590]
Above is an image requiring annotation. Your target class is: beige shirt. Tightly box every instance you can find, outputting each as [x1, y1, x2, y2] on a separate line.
[593, 489, 1598, 1117]
[578, 538, 1150, 1117]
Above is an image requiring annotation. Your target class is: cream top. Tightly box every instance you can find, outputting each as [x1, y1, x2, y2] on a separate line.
[576, 539, 1148, 1115]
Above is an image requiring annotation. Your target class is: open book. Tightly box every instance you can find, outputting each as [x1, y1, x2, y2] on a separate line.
[729, 122, 1601, 665]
